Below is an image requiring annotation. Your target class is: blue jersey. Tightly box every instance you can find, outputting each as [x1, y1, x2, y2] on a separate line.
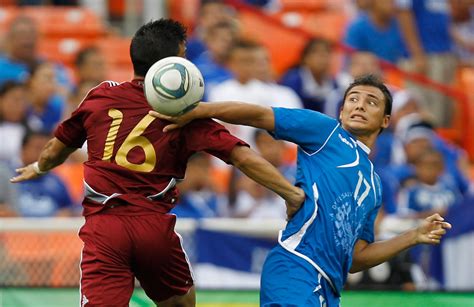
[271, 108, 383, 294]
[398, 179, 461, 215]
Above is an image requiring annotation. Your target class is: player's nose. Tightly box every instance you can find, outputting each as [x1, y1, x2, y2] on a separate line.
[354, 98, 366, 110]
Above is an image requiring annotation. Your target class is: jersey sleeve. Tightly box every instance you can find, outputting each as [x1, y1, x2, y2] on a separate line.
[271, 107, 339, 152]
[360, 173, 383, 243]
[183, 119, 248, 163]
[359, 205, 381, 243]
[54, 104, 87, 148]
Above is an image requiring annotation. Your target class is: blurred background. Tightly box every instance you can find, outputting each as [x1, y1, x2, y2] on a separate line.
[0, 0, 473, 306]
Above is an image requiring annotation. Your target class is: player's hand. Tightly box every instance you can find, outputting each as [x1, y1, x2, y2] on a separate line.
[415, 213, 452, 245]
[10, 164, 40, 183]
[285, 187, 305, 220]
[148, 109, 197, 132]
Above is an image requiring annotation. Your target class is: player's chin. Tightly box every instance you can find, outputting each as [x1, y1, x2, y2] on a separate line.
[346, 123, 371, 134]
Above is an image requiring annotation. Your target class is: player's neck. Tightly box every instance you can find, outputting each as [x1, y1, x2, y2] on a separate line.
[354, 134, 376, 151]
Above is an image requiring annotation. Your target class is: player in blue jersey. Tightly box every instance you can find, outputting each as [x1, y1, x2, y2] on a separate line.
[150, 75, 452, 306]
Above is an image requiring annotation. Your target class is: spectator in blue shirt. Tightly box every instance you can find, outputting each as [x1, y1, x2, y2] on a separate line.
[0, 81, 30, 164]
[398, 148, 462, 219]
[396, 0, 456, 126]
[0, 16, 73, 94]
[280, 38, 342, 112]
[14, 131, 74, 217]
[25, 61, 65, 133]
[344, 0, 405, 63]
[396, 148, 462, 282]
[186, 0, 236, 62]
[194, 21, 236, 99]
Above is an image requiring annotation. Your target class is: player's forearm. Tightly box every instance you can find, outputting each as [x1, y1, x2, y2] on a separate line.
[38, 138, 75, 171]
[350, 230, 418, 273]
[230, 146, 299, 202]
[397, 10, 424, 57]
[195, 102, 275, 131]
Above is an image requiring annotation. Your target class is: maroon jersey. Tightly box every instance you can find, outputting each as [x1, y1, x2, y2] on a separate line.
[55, 80, 246, 216]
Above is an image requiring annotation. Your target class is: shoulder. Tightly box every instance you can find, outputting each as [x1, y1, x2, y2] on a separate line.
[96, 80, 122, 90]
[78, 80, 122, 107]
[275, 107, 337, 122]
[280, 68, 302, 84]
[349, 14, 370, 27]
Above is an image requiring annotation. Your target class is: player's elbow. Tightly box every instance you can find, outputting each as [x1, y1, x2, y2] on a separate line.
[229, 145, 255, 170]
[349, 263, 363, 274]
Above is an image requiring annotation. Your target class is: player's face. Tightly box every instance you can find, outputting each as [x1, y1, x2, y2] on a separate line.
[339, 85, 390, 137]
[415, 152, 444, 185]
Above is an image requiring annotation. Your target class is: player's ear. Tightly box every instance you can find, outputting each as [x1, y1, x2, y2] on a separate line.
[382, 114, 390, 129]
[339, 105, 344, 121]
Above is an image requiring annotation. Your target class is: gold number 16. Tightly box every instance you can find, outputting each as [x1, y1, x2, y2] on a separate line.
[102, 108, 157, 172]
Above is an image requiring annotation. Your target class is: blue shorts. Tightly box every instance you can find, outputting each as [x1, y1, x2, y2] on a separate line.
[260, 245, 341, 307]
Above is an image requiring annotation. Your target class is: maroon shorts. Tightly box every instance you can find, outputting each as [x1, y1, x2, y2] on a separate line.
[78, 212, 193, 306]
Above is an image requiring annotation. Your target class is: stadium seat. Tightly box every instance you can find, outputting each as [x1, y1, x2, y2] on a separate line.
[38, 37, 96, 66]
[0, 7, 18, 35]
[297, 11, 349, 42]
[272, 10, 348, 42]
[96, 36, 131, 67]
[459, 67, 474, 92]
[383, 68, 404, 88]
[238, 10, 307, 76]
[54, 163, 85, 205]
[0, 6, 105, 38]
[167, 0, 200, 31]
[278, 0, 329, 12]
[211, 167, 231, 194]
[456, 68, 474, 159]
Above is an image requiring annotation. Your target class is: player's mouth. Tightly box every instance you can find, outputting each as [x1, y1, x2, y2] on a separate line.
[350, 114, 367, 121]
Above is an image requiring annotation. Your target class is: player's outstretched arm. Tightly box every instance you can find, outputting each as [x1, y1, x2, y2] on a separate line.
[350, 213, 452, 273]
[230, 145, 305, 219]
[149, 101, 275, 132]
[10, 138, 76, 183]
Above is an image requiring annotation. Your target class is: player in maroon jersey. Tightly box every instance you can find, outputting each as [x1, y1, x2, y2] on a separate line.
[10, 19, 305, 306]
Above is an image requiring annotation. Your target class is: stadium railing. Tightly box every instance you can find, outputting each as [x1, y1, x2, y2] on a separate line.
[1, 215, 474, 290]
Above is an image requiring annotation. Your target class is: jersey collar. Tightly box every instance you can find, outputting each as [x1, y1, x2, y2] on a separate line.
[356, 140, 371, 155]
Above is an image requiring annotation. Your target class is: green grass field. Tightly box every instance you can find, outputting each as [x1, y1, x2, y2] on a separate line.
[0, 288, 473, 307]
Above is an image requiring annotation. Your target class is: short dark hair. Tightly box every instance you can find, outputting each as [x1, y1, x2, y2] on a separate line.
[342, 74, 392, 116]
[225, 39, 262, 62]
[75, 46, 100, 68]
[300, 38, 332, 64]
[206, 20, 236, 36]
[0, 80, 24, 97]
[414, 147, 443, 165]
[21, 130, 51, 148]
[130, 19, 187, 77]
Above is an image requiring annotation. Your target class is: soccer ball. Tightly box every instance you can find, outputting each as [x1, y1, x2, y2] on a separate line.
[144, 56, 205, 116]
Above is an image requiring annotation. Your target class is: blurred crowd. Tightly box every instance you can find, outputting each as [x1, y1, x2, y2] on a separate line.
[0, 0, 473, 289]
